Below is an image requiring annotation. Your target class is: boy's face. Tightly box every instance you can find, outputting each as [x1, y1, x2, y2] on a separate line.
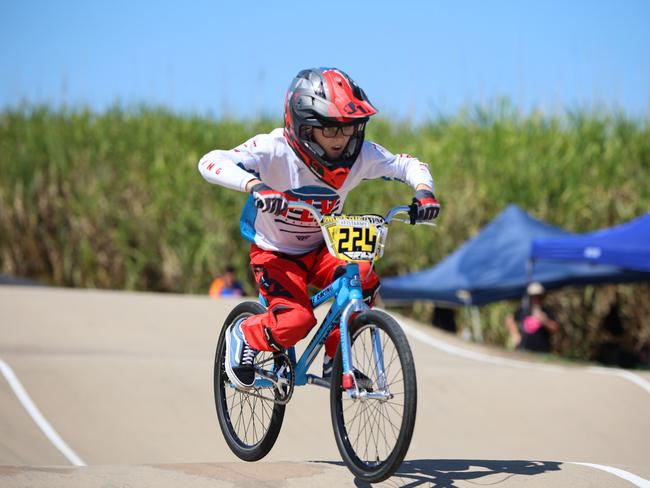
[312, 126, 352, 160]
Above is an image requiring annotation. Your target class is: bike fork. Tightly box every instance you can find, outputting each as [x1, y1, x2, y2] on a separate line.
[371, 326, 388, 390]
[339, 297, 365, 391]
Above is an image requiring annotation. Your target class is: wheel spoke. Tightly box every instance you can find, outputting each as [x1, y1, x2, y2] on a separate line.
[373, 400, 401, 441]
[344, 346, 404, 462]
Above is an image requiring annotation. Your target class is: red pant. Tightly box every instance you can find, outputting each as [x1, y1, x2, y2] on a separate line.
[241, 244, 380, 358]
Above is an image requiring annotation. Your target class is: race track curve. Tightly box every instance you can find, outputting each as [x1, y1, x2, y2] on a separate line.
[1, 286, 649, 487]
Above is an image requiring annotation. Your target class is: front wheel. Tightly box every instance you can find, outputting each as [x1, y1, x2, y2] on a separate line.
[214, 301, 285, 461]
[330, 310, 417, 483]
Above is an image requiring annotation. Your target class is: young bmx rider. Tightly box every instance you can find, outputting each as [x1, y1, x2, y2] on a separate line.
[198, 67, 440, 389]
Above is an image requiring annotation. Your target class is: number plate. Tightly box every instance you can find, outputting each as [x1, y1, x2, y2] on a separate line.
[321, 215, 387, 262]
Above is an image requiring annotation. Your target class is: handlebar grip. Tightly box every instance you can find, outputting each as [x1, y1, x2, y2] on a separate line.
[408, 200, 419, 225]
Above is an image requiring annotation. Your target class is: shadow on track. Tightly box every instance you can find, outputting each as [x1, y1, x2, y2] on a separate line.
[320, 459, 562, 487]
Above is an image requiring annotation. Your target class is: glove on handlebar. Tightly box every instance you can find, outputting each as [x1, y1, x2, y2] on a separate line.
[409, 189, 440, 224]
[251, 183, 289, 215]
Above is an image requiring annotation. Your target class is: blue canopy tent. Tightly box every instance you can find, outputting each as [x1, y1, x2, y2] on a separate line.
[380, 205, 650, 307]
[531, 212, 650, 272]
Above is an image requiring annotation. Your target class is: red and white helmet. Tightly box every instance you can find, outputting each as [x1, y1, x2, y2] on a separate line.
[284, 68, 377, 189]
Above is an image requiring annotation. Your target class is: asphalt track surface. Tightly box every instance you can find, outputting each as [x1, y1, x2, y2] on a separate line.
[1, 285, 649, 487]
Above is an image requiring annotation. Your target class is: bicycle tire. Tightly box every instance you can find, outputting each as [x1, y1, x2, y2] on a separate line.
[330, 309, 417, 482]
[214, 301, 286, 461]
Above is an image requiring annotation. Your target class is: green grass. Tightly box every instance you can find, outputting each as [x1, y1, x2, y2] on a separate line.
[1, 102, 648, 364]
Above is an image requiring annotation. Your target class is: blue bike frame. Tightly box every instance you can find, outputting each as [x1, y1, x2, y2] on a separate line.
[254, 260, 369, 390]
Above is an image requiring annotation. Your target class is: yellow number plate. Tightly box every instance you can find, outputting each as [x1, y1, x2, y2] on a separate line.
[321, 215, 386, 262]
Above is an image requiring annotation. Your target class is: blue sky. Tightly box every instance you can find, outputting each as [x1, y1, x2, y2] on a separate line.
[1, 0, 649, 120]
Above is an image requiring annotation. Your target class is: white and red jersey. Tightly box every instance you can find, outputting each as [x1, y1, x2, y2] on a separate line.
[198, 128, 434, 255]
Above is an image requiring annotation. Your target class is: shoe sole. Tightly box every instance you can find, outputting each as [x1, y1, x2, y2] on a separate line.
[224, 321, 255, 390]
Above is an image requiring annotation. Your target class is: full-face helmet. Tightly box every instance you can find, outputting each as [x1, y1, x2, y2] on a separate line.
[284, 68, 377, 189]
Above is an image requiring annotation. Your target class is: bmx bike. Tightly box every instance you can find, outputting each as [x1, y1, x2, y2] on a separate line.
[214, 201, 431, 482]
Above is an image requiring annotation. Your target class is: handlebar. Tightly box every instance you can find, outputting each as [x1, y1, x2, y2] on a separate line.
[285, 201, 436, 226]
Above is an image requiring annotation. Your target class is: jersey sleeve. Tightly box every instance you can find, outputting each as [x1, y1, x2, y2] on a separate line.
[198, 134, 272, 192]
[360, 142, 435, 191]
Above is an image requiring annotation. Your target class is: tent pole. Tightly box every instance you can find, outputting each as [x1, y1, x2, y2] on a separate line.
[457, 290, 483, 343]
[470, 306, 483, 343]
[524, 258, 535, 310]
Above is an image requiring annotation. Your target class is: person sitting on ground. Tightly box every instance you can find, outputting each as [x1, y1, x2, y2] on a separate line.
[506, 282, 560, 353]
[209, 266, 245, 298]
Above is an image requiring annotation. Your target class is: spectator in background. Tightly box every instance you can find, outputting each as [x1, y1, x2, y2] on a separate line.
[594, 298, 646, 369]
[506, 282, 560, 353]
[209, 266, 245, 298]
[432, 306, 458, 333]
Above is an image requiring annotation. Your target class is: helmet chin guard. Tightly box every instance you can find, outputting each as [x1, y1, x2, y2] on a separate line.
[284, 68, 377, 189]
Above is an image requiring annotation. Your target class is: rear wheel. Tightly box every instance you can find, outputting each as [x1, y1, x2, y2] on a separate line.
[330, 310, 417, 482]
[214, 301, 285, 461]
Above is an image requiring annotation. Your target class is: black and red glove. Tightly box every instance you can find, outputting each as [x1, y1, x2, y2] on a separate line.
[251, 183, 288, 215]
[410, 189, 440, 224]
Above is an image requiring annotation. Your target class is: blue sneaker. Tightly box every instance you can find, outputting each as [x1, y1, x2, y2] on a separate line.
[322, 354, 334, 380]
[225, 319, 259, 390]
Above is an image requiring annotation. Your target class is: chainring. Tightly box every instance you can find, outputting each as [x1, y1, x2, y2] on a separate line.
[241, 351, 294, 405]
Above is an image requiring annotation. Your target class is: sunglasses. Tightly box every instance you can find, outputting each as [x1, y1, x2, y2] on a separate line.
[319, 124, 358, 138]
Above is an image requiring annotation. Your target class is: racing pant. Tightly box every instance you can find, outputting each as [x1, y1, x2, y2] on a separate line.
[241, 244, 380, 358]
